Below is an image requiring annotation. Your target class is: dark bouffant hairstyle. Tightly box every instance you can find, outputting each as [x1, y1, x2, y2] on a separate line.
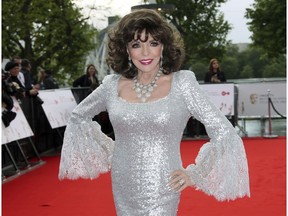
[107, 9, 185, 78]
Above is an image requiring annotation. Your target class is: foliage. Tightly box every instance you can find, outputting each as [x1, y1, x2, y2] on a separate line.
[151, 0, 286, 79]
[240, 65, 254, 78]
[3, 0, 285, 83]
[245, 0, 286, 58]
[2, 0, 98, 86]
[262, 57, 286, 78]
[189, 61, 207, 80]
[191, 44, 286, 81]
[221, 56, 239, 79]
[155, 0, 231, 66]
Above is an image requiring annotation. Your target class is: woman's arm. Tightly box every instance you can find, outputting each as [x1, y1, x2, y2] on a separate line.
[59, 75, 115, 180]
[178, 70, 250, 201]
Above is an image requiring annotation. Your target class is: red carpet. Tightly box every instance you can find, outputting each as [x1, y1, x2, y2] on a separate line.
[2, 137, 286, 216]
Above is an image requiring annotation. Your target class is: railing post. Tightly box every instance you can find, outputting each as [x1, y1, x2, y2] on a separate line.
[263, 89, 278, 138]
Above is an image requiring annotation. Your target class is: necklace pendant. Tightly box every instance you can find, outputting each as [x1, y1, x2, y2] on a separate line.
[145, 92, 151, 97]
[133, 69, 162, 103]
[148, 86, 153, 92]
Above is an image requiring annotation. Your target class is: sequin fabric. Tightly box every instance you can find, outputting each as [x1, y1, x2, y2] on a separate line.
[59, 70, 250, 215]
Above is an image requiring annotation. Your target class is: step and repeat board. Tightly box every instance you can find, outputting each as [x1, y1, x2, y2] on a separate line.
[2, 89, 77, 145]
[38, 89, 77, 129]
[201, 83, 235, 116]
[237, 82, 286, 117]
[2, 97, 34, 144]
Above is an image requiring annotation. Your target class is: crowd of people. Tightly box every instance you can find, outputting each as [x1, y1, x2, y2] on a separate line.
[2, 58, 35, 127]
[1, 56, 103, 129]
[1, 57, 60, 127]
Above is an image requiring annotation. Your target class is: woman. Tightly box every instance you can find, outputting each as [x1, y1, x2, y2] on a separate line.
[204, 58, 226, 83]
[36, 68, 59, 90]
[73, 64, 99, 90]
[59, 9, 250, 215]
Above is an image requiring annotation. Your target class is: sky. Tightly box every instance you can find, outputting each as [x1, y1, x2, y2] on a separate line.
[73, 0, 255, 43]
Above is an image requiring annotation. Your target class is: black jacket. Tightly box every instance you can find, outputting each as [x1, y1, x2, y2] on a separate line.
[73, 74, 99, 89]
[42, 75, 59, 89]
[204, 71, 226, 83]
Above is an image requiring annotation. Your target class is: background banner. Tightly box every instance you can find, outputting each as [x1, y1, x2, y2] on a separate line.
[39, 89, 77, 129]
[2, 97, 34, 144]
[237, 82, 286, 117]
[200, 83, 235, 116]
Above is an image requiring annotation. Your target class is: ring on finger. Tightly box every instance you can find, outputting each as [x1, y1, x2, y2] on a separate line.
[179, 179, 185, 186]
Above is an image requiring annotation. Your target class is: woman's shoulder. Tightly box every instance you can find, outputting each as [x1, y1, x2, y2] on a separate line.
[101, 73, 121, 85]
[174, 70, 197, 82]
[75, 74, 88, 81]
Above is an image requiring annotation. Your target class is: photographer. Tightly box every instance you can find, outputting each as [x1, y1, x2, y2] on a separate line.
[2, 65, 24, 127]
[5, 61, 43, 104]
[21, 59, 43, 104]
[5, 61, 26, 96]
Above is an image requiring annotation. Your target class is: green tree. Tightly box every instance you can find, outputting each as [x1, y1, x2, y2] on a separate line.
[221, 57, 239, 79]
[262, 57, 286, 77]
[189, 60, 207, 80]
[2, 0, 97, 85]
[238, 47, 268, 78]
[245, 0, 286, 58]
[155, 0, 231, 66]
[240, 65, 254, 78]
[232, 46, 286, 79]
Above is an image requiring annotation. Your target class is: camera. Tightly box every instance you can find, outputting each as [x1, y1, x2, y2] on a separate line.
[2, 80, 25, 100]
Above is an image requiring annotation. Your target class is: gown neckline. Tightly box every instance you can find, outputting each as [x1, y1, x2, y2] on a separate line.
[116, 72, 176, 105]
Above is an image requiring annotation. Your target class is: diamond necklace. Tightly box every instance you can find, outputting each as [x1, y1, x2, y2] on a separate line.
[133, 70, 162, 103]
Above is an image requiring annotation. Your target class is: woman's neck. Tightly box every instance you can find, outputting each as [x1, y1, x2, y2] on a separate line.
[137, 69, 160, 85]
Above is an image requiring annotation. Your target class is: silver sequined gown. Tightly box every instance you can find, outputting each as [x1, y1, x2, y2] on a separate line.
[59, 70, 250, 215]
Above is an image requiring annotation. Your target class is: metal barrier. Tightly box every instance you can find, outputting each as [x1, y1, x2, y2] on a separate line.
[2, 81, 286, 180]
[2, 87, 114, 180]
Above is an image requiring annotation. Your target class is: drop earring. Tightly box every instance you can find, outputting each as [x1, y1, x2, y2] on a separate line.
[159, 46, 164, 70]
[159, 55, 163, 71]
[128, 56, 132, 68]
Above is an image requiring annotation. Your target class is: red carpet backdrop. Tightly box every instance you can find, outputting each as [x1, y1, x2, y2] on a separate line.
[2, 137, 286, 216]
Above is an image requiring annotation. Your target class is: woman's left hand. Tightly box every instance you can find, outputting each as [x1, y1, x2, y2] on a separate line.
[168, 169, 194, 192]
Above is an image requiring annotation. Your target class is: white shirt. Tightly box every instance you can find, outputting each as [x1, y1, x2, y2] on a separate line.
[17, 72, 25, 87]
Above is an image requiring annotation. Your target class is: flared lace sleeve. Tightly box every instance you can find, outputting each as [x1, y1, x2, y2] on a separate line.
[58, 75, 115, 180]
[178, 70, 250, 201]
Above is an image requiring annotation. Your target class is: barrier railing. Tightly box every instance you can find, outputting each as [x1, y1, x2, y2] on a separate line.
[2, 81, 286, 180]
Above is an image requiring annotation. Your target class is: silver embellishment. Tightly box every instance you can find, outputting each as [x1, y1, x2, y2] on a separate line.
[133, 70, 162, 102]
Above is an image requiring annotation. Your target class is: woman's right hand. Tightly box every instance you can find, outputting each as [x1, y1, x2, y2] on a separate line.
[168, 169, 195, 192]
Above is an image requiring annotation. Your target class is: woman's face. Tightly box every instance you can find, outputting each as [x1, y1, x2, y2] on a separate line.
[88, 66, 96, 76]
[127, 31, 163, 74]
[212, 61, 219, 70]
[9, 66, 20, 77]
